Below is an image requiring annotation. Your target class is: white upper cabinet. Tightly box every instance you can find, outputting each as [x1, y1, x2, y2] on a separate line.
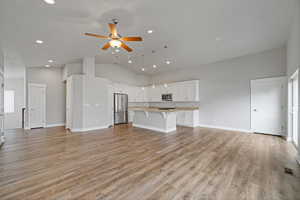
[135, 87, 148, 102]
[148, 85, 162, 102]
[112, 80, 199, 103]
[169, 80, 199, 102]
[179, 80, 199, 102]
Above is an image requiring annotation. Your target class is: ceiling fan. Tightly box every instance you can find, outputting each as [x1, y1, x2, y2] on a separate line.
[85, 19, 143, 52]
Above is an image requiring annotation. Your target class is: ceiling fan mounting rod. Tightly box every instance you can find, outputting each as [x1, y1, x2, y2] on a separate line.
[112, 18, 118, 25]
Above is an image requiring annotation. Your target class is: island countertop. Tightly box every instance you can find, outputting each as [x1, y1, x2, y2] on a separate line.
[128, 106, 199, 112]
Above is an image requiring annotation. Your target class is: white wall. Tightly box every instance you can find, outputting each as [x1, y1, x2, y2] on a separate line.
[63, 63, 82, 81]
[95, 64, 150, 86]
[26, 67, 66, 127]
[0, 48, 4, 143]
[0, 48, 3, 73]
[4, 78, 25, 129]
[287, 0, 300, 160]
[63, 62, 149, 86]
[3, 51, 26, 130]
[287, 0, 300, 77]
[82, 77, 112, 129]
[150, 47, 287, 132]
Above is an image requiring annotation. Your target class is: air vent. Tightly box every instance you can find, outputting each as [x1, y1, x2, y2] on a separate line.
[284, 167, 294, 176]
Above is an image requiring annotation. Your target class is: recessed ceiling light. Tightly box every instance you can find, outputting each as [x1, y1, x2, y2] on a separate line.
[35, 40, 44, 44]
[128, 60, 132, 64]
[43, 0, 56, 5]
[147, 30, 153, 34]
[141, 68, 145, 71]
[48, 59, 53, 63]
[45, 64, 50, 67]
[153, 64, 157, 68]
[166, 60, 171, 65]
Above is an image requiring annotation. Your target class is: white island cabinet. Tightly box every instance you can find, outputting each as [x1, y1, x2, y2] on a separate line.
[129, 107, 200, 133]
[130, 108, 177, 133]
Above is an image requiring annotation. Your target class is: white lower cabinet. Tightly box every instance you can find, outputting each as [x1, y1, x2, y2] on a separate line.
[176, 110, 199, 127]
[128, 111, 134, 122]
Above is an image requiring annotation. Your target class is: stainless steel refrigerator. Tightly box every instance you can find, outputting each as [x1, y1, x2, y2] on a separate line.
[114, 93, 128, 125]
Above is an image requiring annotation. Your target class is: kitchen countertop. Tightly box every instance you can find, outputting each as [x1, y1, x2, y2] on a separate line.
[128, 106, 199, 113]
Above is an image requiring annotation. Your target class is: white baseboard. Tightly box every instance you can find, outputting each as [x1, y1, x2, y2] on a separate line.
[24, 123, 65, 130]
[198, 124, 252, 133]
[286, 137, 293, 142]
[176, 123, 198, 128]
[71, 125, 110, 132]
[46, 123, 65, 128]
[133, 124, 176, 133]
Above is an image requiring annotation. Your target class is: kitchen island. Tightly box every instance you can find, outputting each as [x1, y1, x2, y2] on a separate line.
[129, 107, 199, 133]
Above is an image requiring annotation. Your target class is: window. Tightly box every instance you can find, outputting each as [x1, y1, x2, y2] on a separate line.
[4, 90, 14, 113]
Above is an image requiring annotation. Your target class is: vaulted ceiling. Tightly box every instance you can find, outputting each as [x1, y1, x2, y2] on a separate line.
[0, 0, 296, 74]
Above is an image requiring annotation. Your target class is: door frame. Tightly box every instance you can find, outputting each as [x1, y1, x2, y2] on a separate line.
[288, 69, 299, 148]
[28, 83, 46, 129]
[250, 76, 287, 135]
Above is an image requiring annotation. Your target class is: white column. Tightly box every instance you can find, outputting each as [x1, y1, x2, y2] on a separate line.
[82, 57, 95, 78]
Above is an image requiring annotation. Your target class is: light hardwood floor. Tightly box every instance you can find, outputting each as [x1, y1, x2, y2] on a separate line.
[0, 125, 299, 200]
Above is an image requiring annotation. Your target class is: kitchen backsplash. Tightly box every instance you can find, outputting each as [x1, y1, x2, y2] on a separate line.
[128, 102, 149, 107]
[129, 102, 200, 108]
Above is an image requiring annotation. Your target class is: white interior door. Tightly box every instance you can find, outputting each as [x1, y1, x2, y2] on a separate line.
[0, 74, 4, 143]
[251, 77, 286, 135]
[29, 84, 46, 129]
[66, 79, 72, 129]
[292, 72, 299, 147]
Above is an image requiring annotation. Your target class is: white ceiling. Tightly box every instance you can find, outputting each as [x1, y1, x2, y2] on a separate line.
[0, 0, 296, 75]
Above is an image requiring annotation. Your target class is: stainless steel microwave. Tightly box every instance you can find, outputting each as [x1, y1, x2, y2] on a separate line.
[162, 93, 173, 101]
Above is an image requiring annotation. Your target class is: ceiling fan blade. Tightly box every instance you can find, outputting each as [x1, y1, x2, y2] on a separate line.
[121, 37, 143, 41]
[121, 42, 133, 52]
[102, 42, 111, 50]
[85, 33, 109, 39]
[109, 23, 118, 37]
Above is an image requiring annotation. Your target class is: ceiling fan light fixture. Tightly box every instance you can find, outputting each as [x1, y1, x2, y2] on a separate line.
[85, 22, 142, 52]
[43, 0, 56, 5]
[109, 40, 122, 48]
[35, 40, 43, 44]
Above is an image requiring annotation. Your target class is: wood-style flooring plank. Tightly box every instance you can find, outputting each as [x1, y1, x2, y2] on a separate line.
[0, 125, 299, 200]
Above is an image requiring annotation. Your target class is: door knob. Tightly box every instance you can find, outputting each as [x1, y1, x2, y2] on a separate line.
[253, 109, 257, 112]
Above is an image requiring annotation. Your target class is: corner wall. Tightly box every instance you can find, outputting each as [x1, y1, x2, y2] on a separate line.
[150, 47, 287, 132]
[287, 0, 300, 161]
[4, 78, 25, 129]
[26, 67, 66, 127]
